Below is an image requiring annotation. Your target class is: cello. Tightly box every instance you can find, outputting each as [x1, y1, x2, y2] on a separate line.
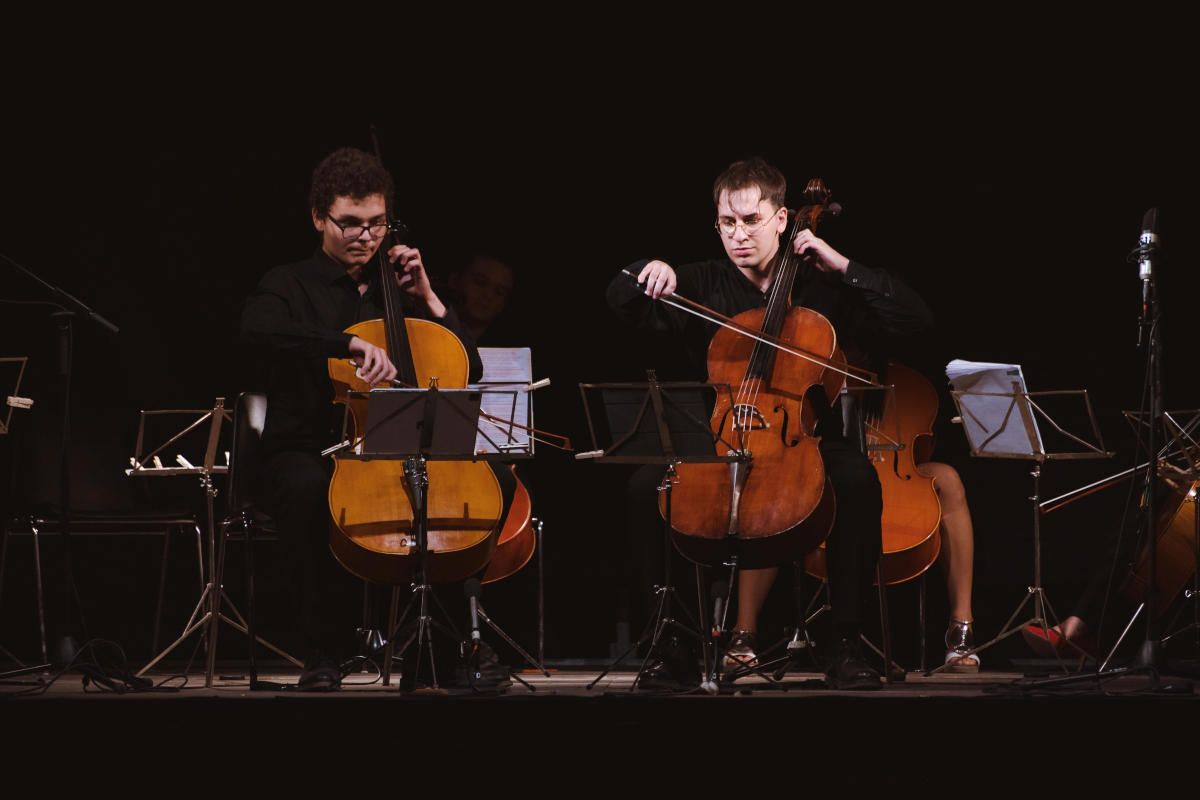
[805, 360, 943, 585]
[662, 179, 848, 569]
[1118, 478, 1199, 616]
[482, 468, 536, 584]
[325, 227, 505, 586]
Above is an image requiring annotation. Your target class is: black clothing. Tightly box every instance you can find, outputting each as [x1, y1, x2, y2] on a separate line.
[607, 256, 933, 632]
[241, 248, 483, 459]
[239, 247, 500, 657]
[606, 257, 933, 382]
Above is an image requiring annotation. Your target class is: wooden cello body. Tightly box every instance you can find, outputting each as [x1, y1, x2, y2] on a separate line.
[482, 465, 536, 584]
[663, 180, 845, 569]
[805, 360, 942, 585]
[1118, 479, 1198, 615]
[326, 310, 504, 586]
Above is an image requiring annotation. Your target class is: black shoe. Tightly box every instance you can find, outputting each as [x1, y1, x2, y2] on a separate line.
[639, 635, 700, 689]
[824, 636, 882, 691]
[637, 659, 684, 690]
[297, 650, 342, 692]
[457, 640, 512, 691]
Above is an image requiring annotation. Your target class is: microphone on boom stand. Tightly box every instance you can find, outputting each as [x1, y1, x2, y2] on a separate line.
[1134, 207, 1158, 345]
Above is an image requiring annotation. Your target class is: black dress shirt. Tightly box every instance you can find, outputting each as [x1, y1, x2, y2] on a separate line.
[606, 256, 934, 382]
[241, 248, 482, 457]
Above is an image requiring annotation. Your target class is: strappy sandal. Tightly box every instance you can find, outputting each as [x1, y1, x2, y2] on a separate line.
[944, 619, 981, 673]
[721, 629, 758, 678]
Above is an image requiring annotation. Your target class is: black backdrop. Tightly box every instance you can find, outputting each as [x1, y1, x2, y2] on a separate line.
[2, 39, 1196, 664]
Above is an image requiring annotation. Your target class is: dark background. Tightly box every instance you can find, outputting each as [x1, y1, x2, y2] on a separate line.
[1, 34, 1196, 667]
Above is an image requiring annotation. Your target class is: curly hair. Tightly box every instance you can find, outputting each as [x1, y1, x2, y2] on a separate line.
[711, 157, 787, 209]
[308, 147, 395, 217]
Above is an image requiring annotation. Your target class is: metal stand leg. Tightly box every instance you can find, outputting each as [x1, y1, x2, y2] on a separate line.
[928, 463, 1080, 675]
[137, 477, 300, 686]
[587, 467, 702, 692]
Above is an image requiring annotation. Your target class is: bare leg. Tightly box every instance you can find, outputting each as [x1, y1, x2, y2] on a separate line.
[734, 567, 778, 633]
[918, 462, 977, 667]
[1055, 615, 1087, 640]
[918, 462, 974, 623]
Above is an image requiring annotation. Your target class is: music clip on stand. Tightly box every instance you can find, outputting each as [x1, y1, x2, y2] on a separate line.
[577, 371, 737, 693]
[131, 400, 300, 688]
[926, 362, 1113, 677]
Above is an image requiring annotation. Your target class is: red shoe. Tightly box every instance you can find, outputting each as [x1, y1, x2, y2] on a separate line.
[1021, 624, 1096, 658]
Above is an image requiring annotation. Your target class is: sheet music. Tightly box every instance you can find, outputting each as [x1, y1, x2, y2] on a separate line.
[946, 359, 1044, 457]
[470, 347, 533, 455]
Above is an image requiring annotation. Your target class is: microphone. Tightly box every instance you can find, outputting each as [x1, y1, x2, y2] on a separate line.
[1138, 207, 1159, 283]
[464, 578, 482, 643]
[1138, 208, 1159, 322]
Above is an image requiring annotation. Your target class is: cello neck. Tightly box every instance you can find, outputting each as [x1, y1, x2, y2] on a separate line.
[376, 232, 419, 387]
[749, 180, 833, 382]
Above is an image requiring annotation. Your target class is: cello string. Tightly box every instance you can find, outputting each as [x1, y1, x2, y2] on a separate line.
[742, 210, 804, 447]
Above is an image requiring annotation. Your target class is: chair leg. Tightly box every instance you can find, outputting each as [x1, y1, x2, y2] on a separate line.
[244, 521, 259, 685]
[152, 526, 172, 656]
[918, 573, 927, 673]
[30, 523, 49, 665]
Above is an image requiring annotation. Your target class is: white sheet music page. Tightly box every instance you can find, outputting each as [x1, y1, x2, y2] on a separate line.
[945, 359, 1044, 457]
[469, 347, 533, 455]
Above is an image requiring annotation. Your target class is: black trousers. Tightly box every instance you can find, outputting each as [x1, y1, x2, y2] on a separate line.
[625, 434, 883, 641]
[254, 450, 516, 657]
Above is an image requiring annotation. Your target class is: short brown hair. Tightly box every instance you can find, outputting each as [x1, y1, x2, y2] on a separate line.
[308, 147, 395, 217]
[712, 157, 786, 209]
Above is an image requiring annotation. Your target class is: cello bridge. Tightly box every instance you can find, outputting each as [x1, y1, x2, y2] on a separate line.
[731, 404, 769, 432]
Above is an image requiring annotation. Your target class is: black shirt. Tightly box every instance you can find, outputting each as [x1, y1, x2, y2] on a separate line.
[606, 257, 934, 382]
[241, 248, 482, 456]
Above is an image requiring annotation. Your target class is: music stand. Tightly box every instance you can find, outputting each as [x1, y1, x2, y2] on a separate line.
[131, 399, 301, 686]
[343, 385, 539, 691]
[577, 372, 736, 692]
[924, 361, 1113, 676]
[467, 349, 553, 683]
[0, 356, 46, 678]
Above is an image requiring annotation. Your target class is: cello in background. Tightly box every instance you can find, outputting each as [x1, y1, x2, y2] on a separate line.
[806, 360, 942, 585]
[1119, 479, 1199, 617]
[482, 469, 535, 584]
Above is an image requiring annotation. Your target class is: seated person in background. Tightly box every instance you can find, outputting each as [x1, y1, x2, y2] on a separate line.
[725, 458, 981, 675]
[446, 252, 515, 345]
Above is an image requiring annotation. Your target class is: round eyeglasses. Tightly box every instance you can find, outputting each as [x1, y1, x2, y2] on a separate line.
[714, 209, 781, 238]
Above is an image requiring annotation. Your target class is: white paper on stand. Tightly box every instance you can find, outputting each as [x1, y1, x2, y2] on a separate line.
[945, 359, 1044, 457]
[469, 347, 533, 455]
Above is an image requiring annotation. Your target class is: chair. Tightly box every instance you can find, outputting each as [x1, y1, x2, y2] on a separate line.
[218, 391, 300, 685]
[1, 507, 204, 665]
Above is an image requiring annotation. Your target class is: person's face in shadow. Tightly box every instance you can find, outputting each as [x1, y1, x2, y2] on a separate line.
[450, 255, 514, 331]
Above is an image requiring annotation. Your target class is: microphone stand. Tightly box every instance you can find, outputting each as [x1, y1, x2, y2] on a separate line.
[2, 254, 118, 665]
[1134, 210, 1164, 675]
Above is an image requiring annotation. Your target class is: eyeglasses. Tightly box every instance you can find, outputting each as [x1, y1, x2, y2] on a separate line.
[714, 209, 781, 237]
[325, 214, 390, 240]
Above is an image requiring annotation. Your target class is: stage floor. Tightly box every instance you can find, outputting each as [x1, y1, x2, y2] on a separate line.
[4, 656, 1198, 788]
